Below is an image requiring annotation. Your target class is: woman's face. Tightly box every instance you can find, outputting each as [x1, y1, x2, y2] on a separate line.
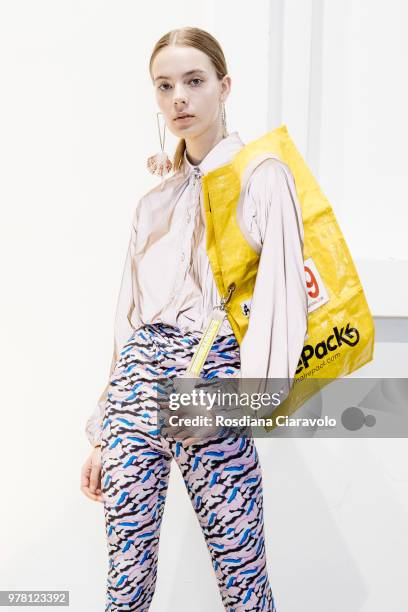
[151, 45, 231, 138]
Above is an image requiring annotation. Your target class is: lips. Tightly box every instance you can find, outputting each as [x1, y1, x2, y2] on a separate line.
[174, 114, 194, 121]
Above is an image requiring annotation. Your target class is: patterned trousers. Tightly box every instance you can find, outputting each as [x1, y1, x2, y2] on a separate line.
[101, 322, 277, 611]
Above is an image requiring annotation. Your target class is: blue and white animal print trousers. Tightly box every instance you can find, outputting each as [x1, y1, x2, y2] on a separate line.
[100, 322, 277, 611]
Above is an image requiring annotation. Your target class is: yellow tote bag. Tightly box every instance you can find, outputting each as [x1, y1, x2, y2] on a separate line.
[258, 125, 375, 422]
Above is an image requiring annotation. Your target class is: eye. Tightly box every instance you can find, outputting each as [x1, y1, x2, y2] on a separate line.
[157, 78, 203, 91]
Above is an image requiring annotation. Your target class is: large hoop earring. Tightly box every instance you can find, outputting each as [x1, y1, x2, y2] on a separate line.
[147, 112, 173, 177]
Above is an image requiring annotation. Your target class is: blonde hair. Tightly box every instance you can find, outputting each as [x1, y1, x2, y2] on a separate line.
[149, 27, 228, 173]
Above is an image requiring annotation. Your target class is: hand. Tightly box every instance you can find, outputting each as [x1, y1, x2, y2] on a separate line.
[161, 375, 241, 446]
[171, 420, 222, 447]
[80, 446, 103, 503]
[160, 383, 215, 446]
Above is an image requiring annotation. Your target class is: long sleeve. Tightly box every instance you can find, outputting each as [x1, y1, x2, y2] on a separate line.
[85, 208, 139, 447]
[239, 157, 308, 404]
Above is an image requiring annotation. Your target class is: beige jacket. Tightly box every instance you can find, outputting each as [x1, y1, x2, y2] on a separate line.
[85, 132, 308, 446]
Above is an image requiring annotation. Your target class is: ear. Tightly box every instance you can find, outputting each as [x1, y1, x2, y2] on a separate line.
[220, 74, 232, 101]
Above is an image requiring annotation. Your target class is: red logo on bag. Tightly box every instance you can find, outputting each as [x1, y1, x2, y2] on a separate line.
[304, 257, 329, 313]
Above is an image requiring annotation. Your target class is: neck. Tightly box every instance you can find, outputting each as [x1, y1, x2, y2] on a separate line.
[184, 122, 227, 166]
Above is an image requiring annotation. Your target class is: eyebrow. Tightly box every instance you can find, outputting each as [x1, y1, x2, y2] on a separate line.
[154, 69, 207, 82]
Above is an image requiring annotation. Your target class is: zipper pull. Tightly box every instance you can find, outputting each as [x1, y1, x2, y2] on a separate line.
[193, 166, 202, 183]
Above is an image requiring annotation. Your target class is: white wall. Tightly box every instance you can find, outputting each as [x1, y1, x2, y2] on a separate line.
[274, 0, 408, 316]
[0, 2, 407, 612]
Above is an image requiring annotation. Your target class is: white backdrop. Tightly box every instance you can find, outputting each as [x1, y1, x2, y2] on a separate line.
[0, 1, 407, 611]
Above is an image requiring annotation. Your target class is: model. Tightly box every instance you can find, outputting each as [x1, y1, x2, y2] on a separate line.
[81, 26, 308, 612]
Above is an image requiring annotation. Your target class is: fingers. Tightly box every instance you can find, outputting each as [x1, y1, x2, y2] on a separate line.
[182, 437, 200, 446]
[89, 460, 101, 495]
[181, 426, 220, 446]
[81, 486, 104, 503]
[80, 448, 104, 503]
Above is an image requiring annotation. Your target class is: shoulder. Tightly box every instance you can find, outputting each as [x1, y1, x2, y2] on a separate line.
[244, 155, 299, 222]
[241, 155, 302, 242]
[246, 155, 295, 201]
[143, 164, 189, 201]
[132, 168, 187, 225]
[144, 168, 187, 199]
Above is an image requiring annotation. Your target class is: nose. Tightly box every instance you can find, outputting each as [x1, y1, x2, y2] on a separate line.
[173, 82, 189, 107]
